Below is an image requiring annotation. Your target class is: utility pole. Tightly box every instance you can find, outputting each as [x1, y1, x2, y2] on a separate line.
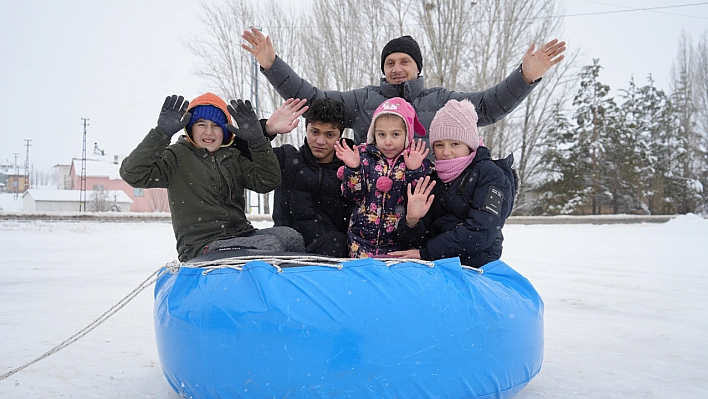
[248, 25, 264, 214]
[13, 153, 19, 199]
[24, 139, 31, 192]
[250, 25, 261, 118]
[80, 118, 89, 211]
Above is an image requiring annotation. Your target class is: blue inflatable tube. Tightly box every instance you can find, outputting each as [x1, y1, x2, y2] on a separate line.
[154, 254, 543, 398]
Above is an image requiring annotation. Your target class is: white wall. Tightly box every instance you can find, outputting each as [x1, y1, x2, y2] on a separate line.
[22, 197, 131, 212]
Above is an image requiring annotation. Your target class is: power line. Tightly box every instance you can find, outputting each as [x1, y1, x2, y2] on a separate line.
[254, 1, 708, 31]
[566, 1, 708, 19]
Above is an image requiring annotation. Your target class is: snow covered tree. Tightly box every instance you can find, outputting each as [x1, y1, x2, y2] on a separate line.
[669, 34, 704, 213]
[619, 77, 664, 214]
[571, 59, 616, 214]
[535, 59, 639, 215]
[602, 77, 654, 215]
[601, 102, 641, 214]
[532, 105, 589, 215]
[688, 31, 708, 213]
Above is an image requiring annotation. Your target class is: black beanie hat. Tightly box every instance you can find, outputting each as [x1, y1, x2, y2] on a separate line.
[380, 35, 423, 76]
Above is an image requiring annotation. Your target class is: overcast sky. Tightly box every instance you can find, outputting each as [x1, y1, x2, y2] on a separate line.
[1, 0, 707, 171]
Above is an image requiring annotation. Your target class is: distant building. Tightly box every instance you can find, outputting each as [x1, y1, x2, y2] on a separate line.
[23, 189, 133, 212]
[53, 164, 72, 190]
[0, 161, 28, 194]
[0, 162, 9, 192]
[69, 155, 169, 212]
[5, 173, 29, 195]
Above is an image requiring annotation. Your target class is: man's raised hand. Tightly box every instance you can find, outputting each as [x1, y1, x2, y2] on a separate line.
[521, 39, 566, 84]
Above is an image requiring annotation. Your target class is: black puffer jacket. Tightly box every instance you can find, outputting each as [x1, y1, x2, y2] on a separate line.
[262, 55, 538, 146]
[272, 139, 356, 246]
[398, 147, 516, 268]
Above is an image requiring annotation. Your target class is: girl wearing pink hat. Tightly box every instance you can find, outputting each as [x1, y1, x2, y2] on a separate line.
[389, 99, 518, 268]
[334, 97, 432, 258]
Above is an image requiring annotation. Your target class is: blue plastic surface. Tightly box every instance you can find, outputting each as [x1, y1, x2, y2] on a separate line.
[154, 257, 544, 398]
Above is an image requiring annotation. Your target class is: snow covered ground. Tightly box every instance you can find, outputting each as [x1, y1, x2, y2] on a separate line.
[1, 193, 707, 398]
[0, 192, 23, 212]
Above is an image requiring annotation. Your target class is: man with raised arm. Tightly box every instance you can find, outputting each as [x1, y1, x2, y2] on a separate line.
[242, 28, 565, 146]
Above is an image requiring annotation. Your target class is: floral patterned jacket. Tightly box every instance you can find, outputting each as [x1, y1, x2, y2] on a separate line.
[341, 144, 432, 258]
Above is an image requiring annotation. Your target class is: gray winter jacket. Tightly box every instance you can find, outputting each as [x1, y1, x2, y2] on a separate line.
[262, 55, 539, 145]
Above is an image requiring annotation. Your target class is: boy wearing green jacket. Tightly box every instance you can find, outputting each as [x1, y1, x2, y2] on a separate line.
[120, 93, 304, 262]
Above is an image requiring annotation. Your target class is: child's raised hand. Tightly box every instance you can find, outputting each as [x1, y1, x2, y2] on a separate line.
[226, 99, 266, 145]
[264, 98, 308, 136]
[156, 95, 191, 139]
[403, 139, 429, 170]
[405, 176, 436, 227]
[334, 140, 361, 169]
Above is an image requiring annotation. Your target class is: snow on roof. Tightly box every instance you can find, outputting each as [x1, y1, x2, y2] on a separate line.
[23, 189, 133, 203]
[72, 157, 122, 180]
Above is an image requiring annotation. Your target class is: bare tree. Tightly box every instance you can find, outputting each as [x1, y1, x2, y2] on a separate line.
[89, 187, 111, 212]
[189, 0, 574, 215]
[256, 2, 305, 146]
[383, 0, 417, 37]
[414, 0, 477, 88]
[186, 0, 305, 213]
[460, 0, 564, 158]
[185, 0, 259, 101]
[146, 188, 170, 213]
[409, 0, 575, 213]
[301, 0, 388, 91]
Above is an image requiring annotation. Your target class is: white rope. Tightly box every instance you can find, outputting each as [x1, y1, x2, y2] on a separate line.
[0, 265, 168, 382]
[183, 255, 436, 274]
[461, 265, 484, 274]
[0, 256, 438, 381]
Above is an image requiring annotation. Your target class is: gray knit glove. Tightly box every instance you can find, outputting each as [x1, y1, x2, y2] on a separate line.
[156, 95, 191, 138]
[226, 100, 266, 145]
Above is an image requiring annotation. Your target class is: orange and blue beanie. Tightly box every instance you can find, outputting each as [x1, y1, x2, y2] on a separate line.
[185, 92, 234, 147]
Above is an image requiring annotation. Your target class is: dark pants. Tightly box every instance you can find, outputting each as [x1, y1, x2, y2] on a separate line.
[305, 232, 349, 258]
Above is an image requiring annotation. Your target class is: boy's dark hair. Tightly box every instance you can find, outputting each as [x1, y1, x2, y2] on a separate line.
[305, 98, 346, 134]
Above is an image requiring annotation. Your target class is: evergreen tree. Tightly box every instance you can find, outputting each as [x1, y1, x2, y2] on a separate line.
[572, 59, 615, 214]
[602, 96, 643, 214]
[533, 105, 588, 215]
[617, 77, 659, 214]
[670, 59, 703, 213]
[692, 31, 708, 213]
[631, 78, 680, 214]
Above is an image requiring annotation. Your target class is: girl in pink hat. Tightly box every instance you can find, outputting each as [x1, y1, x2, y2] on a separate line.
[389, 99, 518, 268]
[334, 97, 432, 258]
